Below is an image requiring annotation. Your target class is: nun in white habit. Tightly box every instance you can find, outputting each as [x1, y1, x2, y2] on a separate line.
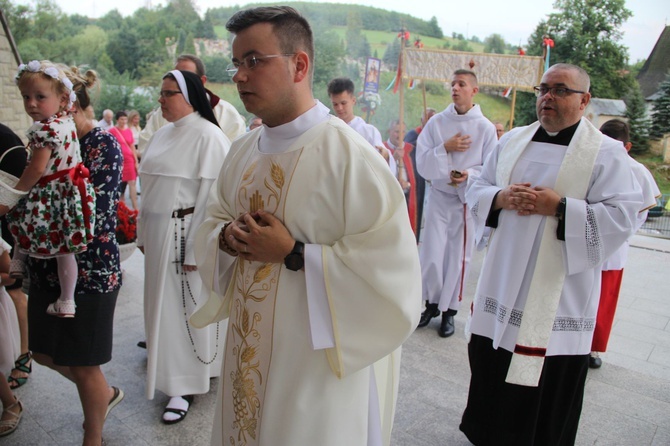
[138, 70, 230, 424]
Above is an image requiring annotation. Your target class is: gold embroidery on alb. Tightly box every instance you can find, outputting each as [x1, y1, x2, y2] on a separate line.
[223, 151, 301, 446]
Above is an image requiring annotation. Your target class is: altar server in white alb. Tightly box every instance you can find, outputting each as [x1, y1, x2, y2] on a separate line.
[138, 70, 230, 424]
[190, 7, 421, 446]
[327, 76, 396, 173]
[588, 119, 661, 369]
[415, 69, 497, 338]
[460, 63, 643, 445]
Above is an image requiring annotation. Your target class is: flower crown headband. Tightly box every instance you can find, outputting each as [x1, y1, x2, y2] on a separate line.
[15, 60, 77, 109]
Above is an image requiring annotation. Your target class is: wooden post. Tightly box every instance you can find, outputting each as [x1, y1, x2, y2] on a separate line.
[398, 30, 406, 140]
[509, 88, 517, 129]
[421, 81, 428, 118]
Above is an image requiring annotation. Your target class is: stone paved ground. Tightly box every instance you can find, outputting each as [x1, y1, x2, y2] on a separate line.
[4, 235, 670, 445]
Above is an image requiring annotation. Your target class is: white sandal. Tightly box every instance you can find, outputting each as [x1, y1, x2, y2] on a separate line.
[0, 398, 23, 437]
[46, 299, 76, 318]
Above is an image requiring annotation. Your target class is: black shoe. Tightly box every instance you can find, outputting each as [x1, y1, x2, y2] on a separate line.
[438, 313, 455, 338]
[589, 352, 602, 369]
[417, 304, 440, 328]
[137, 341, 146, 349]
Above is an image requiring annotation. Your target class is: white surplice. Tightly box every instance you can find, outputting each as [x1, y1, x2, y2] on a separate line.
[192, 102, 421, 446]
[465, 119, 643, 357]
[416, 103, 497, 311]
[347, 116, 397, 175]
[601, 152, 661, 270]
[138, 112, 230, 398]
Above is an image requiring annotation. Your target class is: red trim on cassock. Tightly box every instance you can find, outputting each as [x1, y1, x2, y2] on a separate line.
[514, 345, 547, 357]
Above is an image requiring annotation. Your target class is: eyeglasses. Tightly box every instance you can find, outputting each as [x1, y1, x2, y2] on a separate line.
[159, 90, 182, 99]
[533, 86, 586, 98]
[226, 54, 296, 76]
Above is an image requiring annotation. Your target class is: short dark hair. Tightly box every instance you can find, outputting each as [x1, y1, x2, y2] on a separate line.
[226, 6, 314, 77]
[115, 110, 127, 120]
[327, 77, 355, 96]
[600, 119, 630, 144]
[547, 63, 590, 92]
[176, 54, 206, 77]
[453, 69, 478, 86]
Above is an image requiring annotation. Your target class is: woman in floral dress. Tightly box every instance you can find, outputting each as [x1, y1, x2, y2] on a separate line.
[27, 65, 124, 446]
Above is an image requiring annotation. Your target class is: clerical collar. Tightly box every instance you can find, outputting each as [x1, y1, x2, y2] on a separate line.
[532, 120, 580, 146]
[259, 100, 330, 153]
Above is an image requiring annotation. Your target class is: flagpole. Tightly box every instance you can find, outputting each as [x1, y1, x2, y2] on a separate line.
[398, 29, 406, 141]
[421, 81, 427, 117]
[509, 87, 517, 129]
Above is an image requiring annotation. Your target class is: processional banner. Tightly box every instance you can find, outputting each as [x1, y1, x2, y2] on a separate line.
[402, 49, 544, 92]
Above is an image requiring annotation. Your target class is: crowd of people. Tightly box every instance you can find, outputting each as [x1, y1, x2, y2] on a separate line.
[0, 6, 660, 446]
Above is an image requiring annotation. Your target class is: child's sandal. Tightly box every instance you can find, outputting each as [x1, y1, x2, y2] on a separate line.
[46, 300, 76, 318]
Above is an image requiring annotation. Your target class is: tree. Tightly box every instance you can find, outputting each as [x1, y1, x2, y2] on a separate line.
[453, 40, 473, 52]
[484, 34, 506, 54]
[345, 11, 370, 59]
[650, 73, 670, 139]
[313, 29, 345, 85]
[624, 81, 650, 153]
[525, 0, 634, 99]
[382, 38, 401, 69]
[428, 16, 443, 38]
[106, 26, 142, 75]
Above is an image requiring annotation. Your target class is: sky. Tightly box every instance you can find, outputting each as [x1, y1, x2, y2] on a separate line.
[18, 0, 669, 62]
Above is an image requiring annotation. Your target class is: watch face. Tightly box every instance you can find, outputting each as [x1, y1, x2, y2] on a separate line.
[285, 253, 303, 271]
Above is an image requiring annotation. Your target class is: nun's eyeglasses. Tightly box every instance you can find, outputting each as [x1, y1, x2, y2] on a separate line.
[226, 54, 296, 76]
[159, 90, 183, 99]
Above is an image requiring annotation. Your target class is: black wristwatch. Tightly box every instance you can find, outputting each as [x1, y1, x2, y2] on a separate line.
[284, 241, 305, 271]
[555, 197, 566, 219]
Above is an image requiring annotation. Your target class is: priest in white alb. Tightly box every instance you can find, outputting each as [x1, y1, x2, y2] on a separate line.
[190, 7, 421, 446]
[460, 64, 643, 445]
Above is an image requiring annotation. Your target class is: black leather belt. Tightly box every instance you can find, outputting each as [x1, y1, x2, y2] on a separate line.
[172, 207, 195, 218]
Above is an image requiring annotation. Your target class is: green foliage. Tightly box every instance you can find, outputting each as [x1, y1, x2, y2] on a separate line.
[525, 0, 634, 99]
[345, 11, 371, 59]
[650, 73, 670, 139]
[453, 40, 473, 52]
[202, 56, 233, 83]
[313, 29, 346, 85]
[93, 71, 158, 125]
[382, 39, 401, 69]
[428, 17, 443, 39]
[107, 27, 142, 76]
[484, 34, 506, 54]
[624, 82, 651, 153]
[4, 0, 525, 131]
[424, 81, 448, 96]
[512, 91, 538, 127]
[633, 154, 670, 195]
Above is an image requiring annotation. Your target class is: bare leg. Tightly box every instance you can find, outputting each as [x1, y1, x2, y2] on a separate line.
[128, 179, 138, 210]
[0, 372, 18, 412]
[7, 288, 28, 353]
[32, 352, 74, 381]
[33, 354, 112, 446]
[71, 366, 111, 446]
[7, 288, 30, 385]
